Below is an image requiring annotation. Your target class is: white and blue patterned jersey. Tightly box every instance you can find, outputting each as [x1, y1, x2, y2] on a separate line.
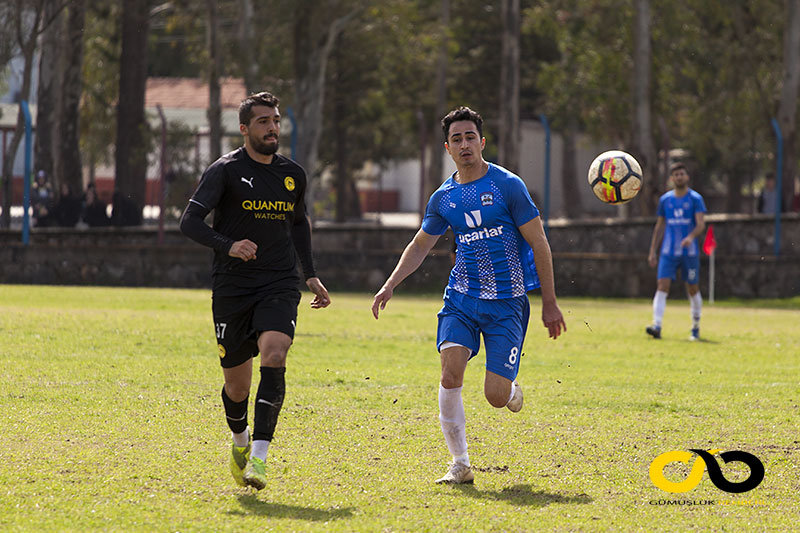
[422, 163, 541, 300]
[657, 188, 707, 257]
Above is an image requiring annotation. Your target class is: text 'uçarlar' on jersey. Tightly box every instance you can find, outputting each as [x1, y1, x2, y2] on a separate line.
[657, 188, 707, 257]
[422, 163, 541, 300]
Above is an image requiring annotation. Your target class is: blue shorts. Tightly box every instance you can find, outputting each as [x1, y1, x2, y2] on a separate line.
[657, 254, 700, 284]
[436, 287, 530, 381]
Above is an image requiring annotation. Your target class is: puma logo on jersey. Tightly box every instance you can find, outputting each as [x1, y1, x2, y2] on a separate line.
[465, 209, 482, 228]
[241, 177, 254, 188]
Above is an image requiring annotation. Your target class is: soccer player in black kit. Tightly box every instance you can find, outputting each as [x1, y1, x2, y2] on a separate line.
[180, 92, 330, 490]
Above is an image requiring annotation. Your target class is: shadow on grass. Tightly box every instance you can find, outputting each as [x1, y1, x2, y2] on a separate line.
[453, 484, 592, 508]
[232, 494, 355, 522]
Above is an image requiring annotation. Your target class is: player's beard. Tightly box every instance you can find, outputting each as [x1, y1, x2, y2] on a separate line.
[250, 133, 279, 156]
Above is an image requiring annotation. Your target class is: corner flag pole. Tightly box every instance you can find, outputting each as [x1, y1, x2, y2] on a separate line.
[703, 225, 717, 304]
[709, 248, 715, 304]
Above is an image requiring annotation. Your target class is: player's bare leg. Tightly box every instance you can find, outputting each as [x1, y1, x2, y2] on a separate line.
[436, 345, 474, 484]
[243, 331, 292, 490]
[484, 370, 522, 412]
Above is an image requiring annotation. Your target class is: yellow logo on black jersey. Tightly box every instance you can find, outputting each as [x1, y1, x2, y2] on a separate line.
[284, 176, 295, 191]
[218, 344, 226, 359]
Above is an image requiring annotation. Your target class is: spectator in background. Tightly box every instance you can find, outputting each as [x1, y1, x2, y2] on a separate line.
[32, 170, 54, 227]
[757, 174, 785, 214]
[52, 183, 82, 227]
[111, 191, 143, 226]
[81, 183, 110, 227]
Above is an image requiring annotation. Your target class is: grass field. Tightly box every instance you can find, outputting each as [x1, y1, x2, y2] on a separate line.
[1, 285, 798, 532]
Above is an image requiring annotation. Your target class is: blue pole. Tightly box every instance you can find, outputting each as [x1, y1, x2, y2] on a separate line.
[287, 106, 297, 160]
[770, 118, 782, 257]
[540, 113, 551, 234]
[21, 100, 33, 246]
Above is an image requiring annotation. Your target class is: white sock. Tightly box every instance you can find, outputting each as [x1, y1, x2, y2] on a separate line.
[653, 291, 667, 327]
[453, 452, 470, 466]
[251, 439, 270, 461]
[505, 382, 516, 406]
[232, 427, 250, 447]
[690, 292, 702, 328]
[438, 384, 468, 465]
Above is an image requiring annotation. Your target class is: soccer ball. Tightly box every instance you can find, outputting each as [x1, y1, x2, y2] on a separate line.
[587, 150, 643, 204]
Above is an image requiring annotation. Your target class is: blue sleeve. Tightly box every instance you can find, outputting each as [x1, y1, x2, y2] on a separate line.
[657, 197, 666, 217]
[506, 175, 539, 226]
[421, 190, 449, 235]
[694, 192, 707, 214]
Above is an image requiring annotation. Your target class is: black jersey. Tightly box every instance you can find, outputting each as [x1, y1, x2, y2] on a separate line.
[182, 147, 315, 293]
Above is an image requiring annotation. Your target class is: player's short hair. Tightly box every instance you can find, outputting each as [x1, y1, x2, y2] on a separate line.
[442, 106, 483, 142]
[669, 162, 688, 175]
[239, 92, 280, 125]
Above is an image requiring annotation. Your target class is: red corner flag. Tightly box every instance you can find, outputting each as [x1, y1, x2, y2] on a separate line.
[703, 224, 717, 255]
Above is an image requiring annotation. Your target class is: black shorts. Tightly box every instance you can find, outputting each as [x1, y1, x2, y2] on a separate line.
[211, 288, 301, 368]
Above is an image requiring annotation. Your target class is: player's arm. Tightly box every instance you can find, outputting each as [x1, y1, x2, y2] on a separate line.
[371, 229, 440, 319]
[291, 212, 330, 309]
[180, 200, 257, 261]
[518, 217, 566, 339]
[648, 216, 666, 267]
[681, 212, 706, 248]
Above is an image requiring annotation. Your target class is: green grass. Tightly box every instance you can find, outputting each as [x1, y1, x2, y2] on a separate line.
[0, 285, 798, 532]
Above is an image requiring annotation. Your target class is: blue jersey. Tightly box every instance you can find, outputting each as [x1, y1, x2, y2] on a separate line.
[657, 188, 707, 257]
[422, 163, 540, 299]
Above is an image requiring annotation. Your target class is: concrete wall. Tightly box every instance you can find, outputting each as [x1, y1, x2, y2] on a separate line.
[1, 214, 797, 299]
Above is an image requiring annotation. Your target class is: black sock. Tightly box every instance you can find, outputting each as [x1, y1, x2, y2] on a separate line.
[221, 386, 248, 434]
[253, 367, 286, 441]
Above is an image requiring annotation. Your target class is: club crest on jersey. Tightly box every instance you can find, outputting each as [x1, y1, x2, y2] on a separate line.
[284, 176, 295, 191]
[481, 192, 493, 206]
[241, 176, 254, 188]
[464, 209, 482, 228]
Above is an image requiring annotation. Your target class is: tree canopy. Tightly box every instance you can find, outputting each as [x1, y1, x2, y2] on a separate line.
[2, 0, 798, 224]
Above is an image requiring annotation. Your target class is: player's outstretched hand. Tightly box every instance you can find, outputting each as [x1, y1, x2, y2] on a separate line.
[371, 286, 393, 320]
[542, 301, 566, 340]
[229, 239, 257, 261]
[306, 277, 331, 309]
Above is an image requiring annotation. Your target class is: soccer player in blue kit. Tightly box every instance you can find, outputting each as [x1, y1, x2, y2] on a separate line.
[646, 162, 707, 341]
[371, 106, 566, 484]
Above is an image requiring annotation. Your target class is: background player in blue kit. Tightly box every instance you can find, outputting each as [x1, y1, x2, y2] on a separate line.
[371, 106, 566, 484]
[646, 162, 707, 341]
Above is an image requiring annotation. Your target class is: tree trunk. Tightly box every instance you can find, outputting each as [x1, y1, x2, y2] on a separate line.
[58, 0, 86, 195]
[498, 0, 520, 174]
[426, 0, 449, 196]
[631, 0, 656, 216]
[561, 117, 582, 218]
[113, 0, 150, 225]
[293, 3, 358, 210]
[778, 0, 800, 206]
[207, 0, 222, 163]
[334, 104, 349, 223]
[237, 0, 259, 94]
[1, 3, 44, 228]
[34, 0, 61, 186]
